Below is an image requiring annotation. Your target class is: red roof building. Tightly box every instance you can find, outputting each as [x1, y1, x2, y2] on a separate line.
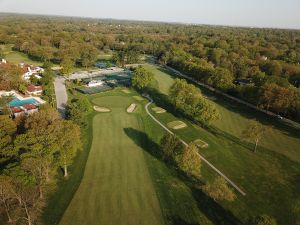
[22, 104, 38, 115]
[27, 85, 43, 95]
[10, 107, 25, 117]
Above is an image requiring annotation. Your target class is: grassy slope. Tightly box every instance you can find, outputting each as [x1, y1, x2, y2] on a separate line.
[143, 64, 300, 225]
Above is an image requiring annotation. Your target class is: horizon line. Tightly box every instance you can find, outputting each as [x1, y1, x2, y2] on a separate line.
[1, 11, 300, 31]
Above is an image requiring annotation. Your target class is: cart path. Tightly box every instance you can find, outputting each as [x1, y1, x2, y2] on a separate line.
[144, 95, 246, 196]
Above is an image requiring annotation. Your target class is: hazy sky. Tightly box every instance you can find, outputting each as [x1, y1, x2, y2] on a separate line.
[0, 0, 299, 29]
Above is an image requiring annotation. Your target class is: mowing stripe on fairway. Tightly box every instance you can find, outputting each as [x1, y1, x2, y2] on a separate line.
[59, 96, 164, 225]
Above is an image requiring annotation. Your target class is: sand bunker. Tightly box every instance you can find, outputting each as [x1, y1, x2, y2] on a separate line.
[93, 106, 111, 113]
[127, 103, 137, 113]
[152, 107, 166, 114]
[193, 139, 209, 148]
[167, 121, 187, 130]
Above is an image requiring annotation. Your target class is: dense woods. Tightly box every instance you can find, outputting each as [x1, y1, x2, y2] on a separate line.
[0, 106, 81, 224]
[0, 14, 299, 120]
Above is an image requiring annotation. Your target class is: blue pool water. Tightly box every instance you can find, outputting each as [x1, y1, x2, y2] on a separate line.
[9, 98, 39, 107]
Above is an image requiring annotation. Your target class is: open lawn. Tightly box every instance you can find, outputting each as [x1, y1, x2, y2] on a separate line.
[144, 64, 300, 224]
[1, 44, 43, 66]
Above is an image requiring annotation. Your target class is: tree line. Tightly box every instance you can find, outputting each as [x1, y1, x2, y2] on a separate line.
[0, 15, 299, 119]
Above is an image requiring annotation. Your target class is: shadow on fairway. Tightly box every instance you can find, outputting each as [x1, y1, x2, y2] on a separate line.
[124, 127, 241, 225]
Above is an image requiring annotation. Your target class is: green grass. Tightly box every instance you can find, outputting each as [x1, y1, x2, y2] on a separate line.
[133, 95, 145, 101]
[143, 63, 300, 163]
[143, 64, 300, 224]
[5, 51, 43, 66]
[52, 89, 218, 225]
[59, 94, 164, 225]
[143, 64, 175, 95]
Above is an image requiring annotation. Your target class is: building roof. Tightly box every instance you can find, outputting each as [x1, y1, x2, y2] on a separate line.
[11, 106, 24, 113]
[22, 104, 37, 110]
[27, 85, 43, 92]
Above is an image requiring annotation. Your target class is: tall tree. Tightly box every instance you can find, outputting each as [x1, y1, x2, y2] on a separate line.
[247, 215, 277, 225]
[0, 175, 14, 223]
[60, 58, 74, 76]
[0, 116, 17, 163]
[160, 133, 184, 161]
[176, 144, 201, 179]
[132, 66, 154, 91]
[241, 120, 269, 153]
[202, 176, 236, 202]
[57, 120, 81, 177]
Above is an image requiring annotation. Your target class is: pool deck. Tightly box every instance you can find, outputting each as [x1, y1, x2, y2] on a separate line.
[0, 90, 46, 105]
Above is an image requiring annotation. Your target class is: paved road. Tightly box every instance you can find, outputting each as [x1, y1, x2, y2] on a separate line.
[143, 95, 246, 196]
[54, 76, 68, 118]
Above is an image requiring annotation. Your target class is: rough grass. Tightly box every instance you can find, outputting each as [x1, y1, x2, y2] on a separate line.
[144, 63, 300, 163]
[167, 121, 187, 130]
[152, 107, 167, 114]
[143, 64, 300, 224]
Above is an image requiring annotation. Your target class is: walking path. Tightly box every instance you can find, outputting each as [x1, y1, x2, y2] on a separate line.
[144, 95, 246, 196]
[54, 76, 68, 118]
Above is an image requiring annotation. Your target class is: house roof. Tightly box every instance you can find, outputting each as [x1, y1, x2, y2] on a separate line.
[22, 104, 37, 110]
[11, 106, 24, 113]
[27, 85, 43, 92]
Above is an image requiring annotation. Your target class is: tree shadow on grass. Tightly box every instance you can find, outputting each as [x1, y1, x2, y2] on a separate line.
[191, 187, 242, 225]
[167, 216, 200, 225]
[124, 127, 241, 225]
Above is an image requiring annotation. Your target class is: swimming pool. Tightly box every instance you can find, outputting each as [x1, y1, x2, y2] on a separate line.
[9, 98, 40, 107]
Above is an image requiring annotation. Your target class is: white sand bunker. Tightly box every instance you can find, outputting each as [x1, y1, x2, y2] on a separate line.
[152, 107, 166, 114]
[167, 121, 187, 130]
[127, 103, 137, 113]
[193, 139, 209, 148]
[93, 106, 111, 113]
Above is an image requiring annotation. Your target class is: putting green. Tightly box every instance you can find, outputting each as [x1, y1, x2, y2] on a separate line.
[167, 121, 187, 130]
[59, 96, 164, 225]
